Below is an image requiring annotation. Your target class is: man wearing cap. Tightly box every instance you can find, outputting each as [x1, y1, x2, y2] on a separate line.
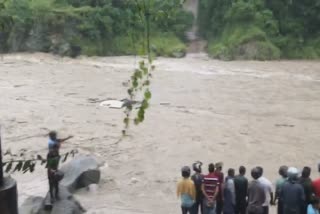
[202, 163, 220, 214]
[281, 167, 305, 214]
[177, 166, 196, 214]
[214, 162, 224, 214]
[312, 163, 320, 198]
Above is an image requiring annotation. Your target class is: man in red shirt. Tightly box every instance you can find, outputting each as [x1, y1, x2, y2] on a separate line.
[312, 163, 320, 197]
[202, 163, 220, 214]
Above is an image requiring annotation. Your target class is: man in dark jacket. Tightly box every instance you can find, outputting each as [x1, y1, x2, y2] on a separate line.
[234, 166, 248, 214]
[275, 166, 288, 214]
[214, 162, 224, 214]
[281, 167, 305, 214]
[299, 167, 313, 214]
[47, 144, 62, 201]
[192, 161, 204, 214]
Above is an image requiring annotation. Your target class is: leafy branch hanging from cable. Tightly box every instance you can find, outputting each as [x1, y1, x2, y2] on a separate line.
[122, 0, 186, 135]
[2, 148, 78, 174]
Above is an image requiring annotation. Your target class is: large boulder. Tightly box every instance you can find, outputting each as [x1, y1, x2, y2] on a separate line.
[20, 186, 85, 214]
[44, 186, 85, 214]
[60, 156, 100, 192]
[19, 156, 99, 214]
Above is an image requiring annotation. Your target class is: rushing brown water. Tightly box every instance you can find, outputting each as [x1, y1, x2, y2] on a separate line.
[1, 53, 320, 213]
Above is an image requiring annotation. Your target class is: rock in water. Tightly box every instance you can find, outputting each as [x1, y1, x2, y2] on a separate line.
[38, 186, 85, 214]
[50, 186, 85, 214]
[19, 156, 99, 214]
[60, 156, 101, 192]
[19, 196, 43, 214]
[51, 199, 84, 214]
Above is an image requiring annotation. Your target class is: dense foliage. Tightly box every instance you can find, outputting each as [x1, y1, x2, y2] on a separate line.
[198, 0, 320, 60]
[0, 0, 193, 57]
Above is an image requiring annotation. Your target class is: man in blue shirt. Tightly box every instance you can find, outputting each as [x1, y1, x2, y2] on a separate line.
[48, 131, 73, 150]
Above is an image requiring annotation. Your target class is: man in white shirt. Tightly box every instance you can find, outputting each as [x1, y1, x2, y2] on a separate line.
[256, 166, 274, 214]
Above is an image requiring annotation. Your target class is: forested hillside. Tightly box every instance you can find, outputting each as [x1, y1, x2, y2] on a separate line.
[0, 0, 193, 57]
[1, 0, 319, 60]
[198, 0, 320, 60]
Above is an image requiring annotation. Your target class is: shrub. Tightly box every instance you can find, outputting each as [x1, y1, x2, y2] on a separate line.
[151, 34, 186, 58]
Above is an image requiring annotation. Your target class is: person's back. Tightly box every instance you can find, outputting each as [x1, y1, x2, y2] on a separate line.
[214, 162, 224, 214]
[192, 173, 204, 205]
[177, 166, 196, 214]
[256, 166, 274, 214]
[202, 163, 220, 214]
[299, 167, 313, 214]
[275, 166, 288, 214]
[312, 178, 320, 198]
[224, 169, 236, 214]
[313, 163, 320, 198]
[248, 168, 266, 214]
[282, 167, 305, 214]
[177, 179, 196, 206]
[191, 161, 204, 214]
[234, 166, 248, 214]
[192, 173, 204, 198]
[47, 145, 61, 201]
[202, 172, 220, 201]
[299, 177, 312, 203]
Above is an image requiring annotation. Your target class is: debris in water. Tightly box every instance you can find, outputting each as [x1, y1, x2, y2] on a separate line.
[99, 99, 140, 109]
[275, 124, 295, 128]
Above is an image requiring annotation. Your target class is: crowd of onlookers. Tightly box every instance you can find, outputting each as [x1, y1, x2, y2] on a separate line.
[177, 161, 320, 214]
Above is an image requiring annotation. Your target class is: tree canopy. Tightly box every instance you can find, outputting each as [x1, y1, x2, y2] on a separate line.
[198, 0, 320, 60]
[0, 0, 193, 57]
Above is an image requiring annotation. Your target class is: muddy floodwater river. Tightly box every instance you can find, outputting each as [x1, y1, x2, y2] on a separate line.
[1, 53, 320, 213]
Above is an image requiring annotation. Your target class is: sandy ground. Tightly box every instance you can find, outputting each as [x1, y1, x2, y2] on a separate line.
[1, 53, 320, 214]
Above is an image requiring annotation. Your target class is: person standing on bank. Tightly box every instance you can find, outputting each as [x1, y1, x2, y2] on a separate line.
[223, 168, 236, 214]
[48, 131, 73, 151]
[202, 163, 220, 214]
[281, 167, 305, 214]
[234, 166, 248, 214]
[177, 166, 196, 214]
[192, 161, 204, 214]
[256, 166, 274, 214]
[275, 166, 288, 214]
[247, 167, 266, 214]
[47, 144, 63, 202]
[312, 163, 320, 198]
[299, 167, 314, 214]
[214, 162, 224, 214]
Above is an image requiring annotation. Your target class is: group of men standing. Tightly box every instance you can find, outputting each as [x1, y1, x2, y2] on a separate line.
[177, 162, 320, 214]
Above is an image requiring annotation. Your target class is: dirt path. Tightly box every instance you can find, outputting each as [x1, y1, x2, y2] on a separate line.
[1, 53, 320, 213]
